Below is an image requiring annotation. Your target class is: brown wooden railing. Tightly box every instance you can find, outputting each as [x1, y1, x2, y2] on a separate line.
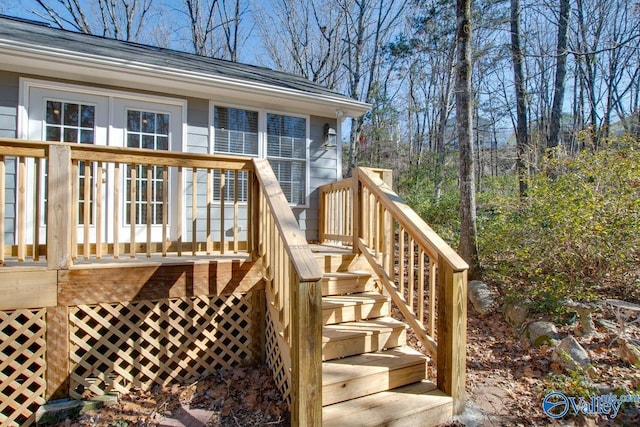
[319, 167, 469, 414]
[253, 158, 323, 425]
[0, 138, 253, 267]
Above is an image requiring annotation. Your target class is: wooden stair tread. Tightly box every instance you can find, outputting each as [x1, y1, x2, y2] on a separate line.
[322, 292, 390, 325]
[322, 272, 374, 296]
[322, 292, 389, 309]
[323, 317, 405, 341]
[322, 346, 427, 406]
[322, 317, 406, 361]
[322, 381, 453, 427]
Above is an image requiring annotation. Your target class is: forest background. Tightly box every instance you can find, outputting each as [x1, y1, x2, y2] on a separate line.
[2, 0, 639, 311]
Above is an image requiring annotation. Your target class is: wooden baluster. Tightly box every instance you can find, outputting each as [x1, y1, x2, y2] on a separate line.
[399, 227, 405, 295]
[220, 170, 225, 254]
[162, 166, 168, 256]
[408, 237, 415, 312]
[177, 166, 183, 256]
[418, 248, 425, 324]
[33, 158, 42, 261]
[384, 211, 394, 282]
[129, 164, 136, 258]
[429, 258, 437, 336]
[147, 165, 153, 258]
[71, 159, 78, 260]
[83, 161, 91, 259]
[318, 188, 326, 243]
[233, 170, 239, 254]
[206, 168, 212, 255]
[192, 167, 197, 256]
[17, 156, 26, 262]
[113, 163, 120, 259]
[0, 155, 4, 264]
[96, 162, 103, 259]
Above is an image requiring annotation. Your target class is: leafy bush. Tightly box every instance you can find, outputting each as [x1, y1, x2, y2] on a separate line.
[480, 137, 640, 312]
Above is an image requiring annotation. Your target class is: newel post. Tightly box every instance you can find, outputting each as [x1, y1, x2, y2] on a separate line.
[291, 277, 323, 426]
[351, 168, 360, 253]
[47, 144, 73, 270]
[437, 261, 467, 415]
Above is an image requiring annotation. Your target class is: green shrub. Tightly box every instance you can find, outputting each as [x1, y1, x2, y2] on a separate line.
[480, 137, 640, 312]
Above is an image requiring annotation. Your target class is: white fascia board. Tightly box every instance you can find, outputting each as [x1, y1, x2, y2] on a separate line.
[0, 41, 371, 119]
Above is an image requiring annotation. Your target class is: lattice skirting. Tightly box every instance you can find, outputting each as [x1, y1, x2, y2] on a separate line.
[265, 303, 290, 404]
[69, 294, 256, 399]
[0, 309, 47, 427]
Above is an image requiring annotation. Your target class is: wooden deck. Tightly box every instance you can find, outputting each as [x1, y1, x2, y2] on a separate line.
[1, 136, 468, 427]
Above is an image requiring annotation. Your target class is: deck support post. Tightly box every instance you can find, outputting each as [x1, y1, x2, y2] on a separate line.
[291, 277, 323, 426]
[47, 144, 73, 270]
[437, 261, 467, 414]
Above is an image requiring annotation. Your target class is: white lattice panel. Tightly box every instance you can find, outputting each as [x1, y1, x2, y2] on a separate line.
[0, 309, 47, 427]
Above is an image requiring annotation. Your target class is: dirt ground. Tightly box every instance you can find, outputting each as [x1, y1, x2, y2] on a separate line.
[52, 306, 640, 426]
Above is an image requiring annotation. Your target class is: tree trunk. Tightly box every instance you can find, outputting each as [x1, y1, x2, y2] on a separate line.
[510, 0, 528, 196]
[456, 0, 480, 279]
[548, 0, 570, 151]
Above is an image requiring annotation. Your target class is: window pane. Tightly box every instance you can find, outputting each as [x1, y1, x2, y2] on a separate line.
[266, 113, 307, 205]
[81, 105, 95, 127]
[46, 126, 61, 141]
[46, 101, 62, 125]
[213, 106, 258, 156]
[142, 135, 155, 149]
[127, 134, 139, 148]
[142, 112, 155, 133]
[157, 136, 168, 151]
[63, 128, 78, 143]
[157, 114, 169, 135]
[63, 103, 79, 126]
[127, 110, 140, 132]
[80, 129, 94, 144]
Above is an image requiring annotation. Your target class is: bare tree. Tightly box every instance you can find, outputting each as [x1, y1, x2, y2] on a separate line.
[510, 0, 528, 195]
[548, 0, 571, 151]
[34, 0, 153, 42]
[456, 0, 480, 278]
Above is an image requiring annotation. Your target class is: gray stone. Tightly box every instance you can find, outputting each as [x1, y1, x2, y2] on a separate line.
[503, 300, 529, 328]
[551, 335, 591, 372]
[36, 399, 83, 425]
[468, 280, 497, 315]
[526, 321, 559, 347]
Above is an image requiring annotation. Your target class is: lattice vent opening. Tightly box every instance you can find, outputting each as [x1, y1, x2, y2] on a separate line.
[69, 294, 256, 399]
[1, 309, 47, 427]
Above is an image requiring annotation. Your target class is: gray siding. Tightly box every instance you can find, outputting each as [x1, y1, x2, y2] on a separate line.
[296, 115, 339, 241]
[186, 97, 209, 155]
[0, 71, 18, 245]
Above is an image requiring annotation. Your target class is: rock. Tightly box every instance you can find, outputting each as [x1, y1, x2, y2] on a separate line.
[551, 336, 591, 372]
[526, 321, 559, 347]
[503, 300, 529, 328]
[618, 338, 640, 366]
[36, 399, 84, 424]
[468, 280, 497, 315]
[564, 300, 599, 338]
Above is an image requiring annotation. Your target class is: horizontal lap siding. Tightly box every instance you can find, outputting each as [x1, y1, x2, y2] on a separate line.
[298, 115, 338, 241]
[0, 71, 18, 245]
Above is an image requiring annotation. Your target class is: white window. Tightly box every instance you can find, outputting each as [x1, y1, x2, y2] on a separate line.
[212, 106, 259, 203]
[267, 113, 307, 205]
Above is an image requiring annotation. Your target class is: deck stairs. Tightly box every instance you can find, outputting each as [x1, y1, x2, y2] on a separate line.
[314, 249, 454, 427]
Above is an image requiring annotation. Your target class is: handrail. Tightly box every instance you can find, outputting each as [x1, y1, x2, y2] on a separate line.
[358, 168, 468, 272]
[252, 158, 322, 425]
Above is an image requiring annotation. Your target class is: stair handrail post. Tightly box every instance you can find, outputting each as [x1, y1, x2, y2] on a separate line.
[351, 168, 360, 253]
[47, 143, 73, 270]
[436, 259, 467, 415]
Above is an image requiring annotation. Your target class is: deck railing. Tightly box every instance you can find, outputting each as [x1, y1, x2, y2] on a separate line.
[0, 138, 253, 268]
[319, 167, 469, 414]
[253, 158, 323, 425]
